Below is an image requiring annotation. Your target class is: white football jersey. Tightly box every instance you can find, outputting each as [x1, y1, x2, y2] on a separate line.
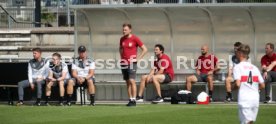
[233, 61, 264, 108]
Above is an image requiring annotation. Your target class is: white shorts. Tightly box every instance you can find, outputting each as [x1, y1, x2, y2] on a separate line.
[239, 107, 259, 124]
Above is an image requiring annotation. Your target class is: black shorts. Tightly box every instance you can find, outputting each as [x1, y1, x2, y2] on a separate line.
[162, 74, 172, 84]
[195, 73, 208, 82]
[121, 63, 137, 80]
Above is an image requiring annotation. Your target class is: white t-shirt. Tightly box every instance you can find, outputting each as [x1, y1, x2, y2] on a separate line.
[233, 61, 264, 108]
[72, 58, 95, 77]
[49, 62, 70, 79]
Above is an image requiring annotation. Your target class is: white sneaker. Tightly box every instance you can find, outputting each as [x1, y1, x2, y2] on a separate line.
[136, 99, 144, 102]
[136, 96, 144, 102]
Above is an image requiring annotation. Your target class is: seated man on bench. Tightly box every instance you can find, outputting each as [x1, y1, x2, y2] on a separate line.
[136, 44, 174, 103]
[66, 45, 96, 106]
[17, 47, 49, 106]
[45, 52, 71, 106]
[185, 45, 220, 102]
[261, 43, 276, 103]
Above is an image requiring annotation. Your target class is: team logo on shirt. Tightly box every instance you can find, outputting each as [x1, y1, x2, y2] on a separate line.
[129, 42, 133, 47]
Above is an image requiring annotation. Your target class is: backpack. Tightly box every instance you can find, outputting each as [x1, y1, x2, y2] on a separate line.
[171, 90, 196, 104]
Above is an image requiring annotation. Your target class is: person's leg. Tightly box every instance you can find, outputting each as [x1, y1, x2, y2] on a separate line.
[129, 63, 137, 101]
[58, 80, 65, 105]
[137, 75, 149, 99]
[239, 107, 246, 124]
[225, 76, 233, 101]
[186, 75, 198, 91]
[136, 75, 148, 100]
[264, 71, 276, 103]
[249, 107, 259, 124]
[45, 81, 54, 104]
[129, 79, 137, 101]
[264, 71, 273, 102]
[35, 80, 45, 105]
[152, 75, 165, 98]
[121, 67, 132, 102]
[87, 78, 96, 105]
[126, 80, 131, 99]
[207, 75, 214, 100]
[66, 79, 75, 105]
[17, 80, 30, 104]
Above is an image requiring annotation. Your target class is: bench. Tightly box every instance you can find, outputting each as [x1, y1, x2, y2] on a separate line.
[91, 69, 226, 101]
[0, 62, 27, 105]
[0, 84, 18, 105]
[0, 62, 273, 103]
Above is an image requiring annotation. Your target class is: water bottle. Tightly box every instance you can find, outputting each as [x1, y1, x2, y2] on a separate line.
[222, 72, 226, 81]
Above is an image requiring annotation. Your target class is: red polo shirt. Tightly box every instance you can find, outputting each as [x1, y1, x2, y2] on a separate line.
[120, 34, 143, 65]
[196, 54, 218, 74]
[154, 54, 174, 80]
[261, 53, 276, 71]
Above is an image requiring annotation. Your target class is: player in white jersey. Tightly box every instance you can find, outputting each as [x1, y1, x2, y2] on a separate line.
[233, 44, 265, 124]
[45, 53, 71, 106]
[66, 46, 96, 106]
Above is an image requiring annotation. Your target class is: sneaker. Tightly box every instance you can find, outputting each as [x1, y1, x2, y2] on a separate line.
[136, 96, 144, 102]
[90, 102, 95, 106]
[152, 96, 163, 103]
[45, 102, 50, 106]
[209, 97, 213, 103]
[264, 96, 271, 103]
[224, 97, 233, 103]
[66, 102, 71, 106]
[126, 100, 136, 107]
[59, 102, 64, 106]
[16, 101, 24, 106]
[34, 101, 41, 106]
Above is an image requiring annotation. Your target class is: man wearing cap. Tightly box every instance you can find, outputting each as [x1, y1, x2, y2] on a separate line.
[120, 23, 147, 106]
[17, 47, 49, 106]
[66, 45, 96, 106]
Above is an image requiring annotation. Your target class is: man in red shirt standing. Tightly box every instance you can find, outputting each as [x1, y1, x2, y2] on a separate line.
[120, 23, 147, 107]
[136, 44, 174, 103]
[261, 43, 276, 103]
[186, 45, 220, 102]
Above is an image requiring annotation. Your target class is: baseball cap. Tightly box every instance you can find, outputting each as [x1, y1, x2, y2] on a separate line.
[78, 45, 86, 53]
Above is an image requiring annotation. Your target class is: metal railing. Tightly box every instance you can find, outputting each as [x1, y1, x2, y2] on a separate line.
[0, 5, 46, 28]
[1, 0, 276, 29]
[62, 0, 276, 4]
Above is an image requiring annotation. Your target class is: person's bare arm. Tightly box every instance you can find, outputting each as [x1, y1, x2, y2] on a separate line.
[228, 66, 233, 77]
[155, 69, 164, 75]
[266, 61, 276, 72]
[259, 83, 265, 90]
[85, 69, 94, 80]
[146, 68, 155, 83]
[48, 71, 56, 81]
[137, 45, 148, 61]
[119, 47, 123, 57]
[57, 71, 66, 81]
[232, 80, 241, 91]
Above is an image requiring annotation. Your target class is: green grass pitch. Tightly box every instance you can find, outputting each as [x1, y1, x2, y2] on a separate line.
[0, 104, 276, 124]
